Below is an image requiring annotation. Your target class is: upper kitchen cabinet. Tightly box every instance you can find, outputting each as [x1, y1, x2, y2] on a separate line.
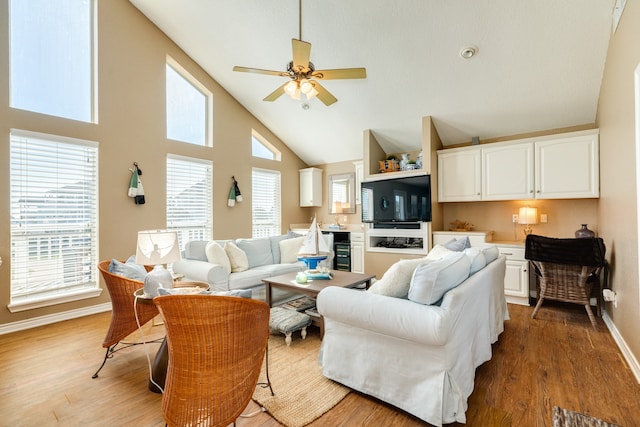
[299, 167, 323, 207]
[438, 129, 599, 202]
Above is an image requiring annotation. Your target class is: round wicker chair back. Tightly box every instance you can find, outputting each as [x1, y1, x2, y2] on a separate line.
[154, 295, 270, 427]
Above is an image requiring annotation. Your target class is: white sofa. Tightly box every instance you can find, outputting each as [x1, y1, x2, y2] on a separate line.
[172, 234, 333, 302]
[316, 245, 508, 426]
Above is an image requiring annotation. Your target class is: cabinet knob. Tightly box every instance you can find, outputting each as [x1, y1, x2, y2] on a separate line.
[529, 190, 534, 194]
[536, 190, 541, 193]
[476, 192, 480, 195]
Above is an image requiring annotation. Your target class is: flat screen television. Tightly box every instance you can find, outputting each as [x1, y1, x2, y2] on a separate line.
[361, 174, 432, 223]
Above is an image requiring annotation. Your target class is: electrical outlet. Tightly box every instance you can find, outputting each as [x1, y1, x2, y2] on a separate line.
[512, 214, 518, 223]
[540, 214, 548, 223]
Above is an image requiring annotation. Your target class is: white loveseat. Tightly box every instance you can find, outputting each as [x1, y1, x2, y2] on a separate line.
[316, 244, 508, 426]
[172, 234, 333, 302]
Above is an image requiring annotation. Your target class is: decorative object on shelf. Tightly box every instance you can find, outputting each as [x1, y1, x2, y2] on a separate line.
[518, 206, 538, 237]
[449, 219, 474, 231]
[416, 150, 423, 169]
[378, 154, 400, 173]
[127, 162, 145, 205]
[297, 217, 330, 270]
[227, 176, 243, 207]
[400, 153, 410, 170]
[136, 229, 181, 297]
[575, 224, 595, 238]
[406, 160, 417, 170]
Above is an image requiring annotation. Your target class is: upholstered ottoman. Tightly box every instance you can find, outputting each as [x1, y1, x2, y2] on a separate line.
[269, 307, 312, 346]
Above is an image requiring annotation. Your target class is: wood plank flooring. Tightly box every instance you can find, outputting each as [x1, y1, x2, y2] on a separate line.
[0, 302, 638, 426]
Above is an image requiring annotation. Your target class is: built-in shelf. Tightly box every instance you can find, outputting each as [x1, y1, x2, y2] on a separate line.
[365, 222, 431, 255]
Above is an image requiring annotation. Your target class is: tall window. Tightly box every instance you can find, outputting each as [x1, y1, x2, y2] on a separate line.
[166, 57, 213, 146]
[10, 0, 95, 123]
[252, 130, 281, 161]
[9, 130, 99, 311]
[252, 168, 281, 237]
[167, 155, 213, 249]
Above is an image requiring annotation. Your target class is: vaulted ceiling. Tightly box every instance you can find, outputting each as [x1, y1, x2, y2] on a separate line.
[130, 0, 615, 166]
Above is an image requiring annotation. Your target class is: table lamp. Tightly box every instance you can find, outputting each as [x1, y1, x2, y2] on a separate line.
[518, 207, 538, 238]
[135, 230, 181, 297]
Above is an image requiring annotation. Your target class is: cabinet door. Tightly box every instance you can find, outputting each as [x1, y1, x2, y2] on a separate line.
[482, 143, 534, 200]
[504, 260, 529, 300]
[353, 161, 363, 205]
[437, 149, 481, 202]
[299, 168, 322, 207]
[535, 133, 599, 199]
[350, 242, 364, 274]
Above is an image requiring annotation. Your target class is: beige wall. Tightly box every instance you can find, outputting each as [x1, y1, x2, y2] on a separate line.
[596, 1, 640, 365]
[0, 0, 310, 326]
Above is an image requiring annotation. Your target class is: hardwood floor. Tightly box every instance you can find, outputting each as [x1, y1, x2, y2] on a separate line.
[0, 302, 638, 426]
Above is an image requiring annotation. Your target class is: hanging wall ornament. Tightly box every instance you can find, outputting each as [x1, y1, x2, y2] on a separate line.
[227, 183, 236, 207]
[232, 176, 243, 202]
[128, 163, 145, 204]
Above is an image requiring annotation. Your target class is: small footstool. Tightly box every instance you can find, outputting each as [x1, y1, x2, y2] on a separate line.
[269, 307, 312, 347]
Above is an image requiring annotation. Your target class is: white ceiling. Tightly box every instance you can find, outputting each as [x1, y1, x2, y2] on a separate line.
[130, 0, 615, 166]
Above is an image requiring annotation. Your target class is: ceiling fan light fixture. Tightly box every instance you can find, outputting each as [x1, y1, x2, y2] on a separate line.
[299, 78, 313, 94]
[306, 86, 319, 100]
[284, 80, 298, 96]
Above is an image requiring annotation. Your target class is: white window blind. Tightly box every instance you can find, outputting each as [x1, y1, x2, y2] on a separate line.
[167, 155, 213, 249]
[9, 130, 99, 308]
[252, 168, 281, 238]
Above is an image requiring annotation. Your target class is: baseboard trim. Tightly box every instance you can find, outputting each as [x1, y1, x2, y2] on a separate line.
[603, 311, 640, 383]
[0, 303, 112, 335]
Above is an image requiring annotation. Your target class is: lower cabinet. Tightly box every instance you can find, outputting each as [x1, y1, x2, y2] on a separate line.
[350, 232, 365, 274]
[497, 245, 530, 306]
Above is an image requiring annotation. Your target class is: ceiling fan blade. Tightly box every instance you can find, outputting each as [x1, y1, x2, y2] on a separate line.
[263, 82, 288, 102]
[312, 68, 367, 80]
[292, 39, 312, 73]
[233, 66, 289, 77]
[313, 81, 338, 106]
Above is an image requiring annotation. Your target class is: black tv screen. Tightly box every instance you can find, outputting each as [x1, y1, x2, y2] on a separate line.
[361, 174, 432, 223]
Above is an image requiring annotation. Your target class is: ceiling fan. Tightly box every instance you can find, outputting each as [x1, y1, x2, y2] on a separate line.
[232, 0, 366, 106]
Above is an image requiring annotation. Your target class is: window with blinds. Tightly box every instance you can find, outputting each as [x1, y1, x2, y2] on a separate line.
[252, 168, 281, 238]
[9, 130, 99, 310]
[166, 155, 213, 249]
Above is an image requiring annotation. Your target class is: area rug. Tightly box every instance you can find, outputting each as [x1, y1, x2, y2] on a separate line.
[552, 406, 621, 427]
[253, 331, 350, 427]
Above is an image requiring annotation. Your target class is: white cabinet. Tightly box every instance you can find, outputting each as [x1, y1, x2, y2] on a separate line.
[535, 133, 599, 199]
[438, 129, 599, 202]
[299, 167, 322, 207]
[437, 148, 481, 202]
[482, 143, 534, 200]
[353, 161, 363, 205]
[497, 245, 529, 306]
[350, 232, 365, 273]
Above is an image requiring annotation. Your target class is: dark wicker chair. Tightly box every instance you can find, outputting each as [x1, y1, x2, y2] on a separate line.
[92, 260, 159, 378]
[154, 294, 270, 427]
[525, 235, 606, 328]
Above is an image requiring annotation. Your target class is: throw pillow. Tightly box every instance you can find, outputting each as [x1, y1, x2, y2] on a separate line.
[426, 244, 454, 261]
[236, 237, 273, 268]
[479, 244, 499, 263]
[443, 236, 471, 251]
[464, 247, 487, 275]
[224, 241, 249, 273]
[279, 236, 306, 263]
[367, 257, 428, 299]
[408, 252, 471, 305]
[108, 256, 147, 281]
[205, 241, 231, 273]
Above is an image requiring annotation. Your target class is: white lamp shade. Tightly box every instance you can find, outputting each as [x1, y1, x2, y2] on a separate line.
[518, 207, 538, 225]
[135, 230, 181, 265]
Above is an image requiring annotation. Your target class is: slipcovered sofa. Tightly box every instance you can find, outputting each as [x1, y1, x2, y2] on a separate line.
[316, 242, 508, 427]
[172, 234, 333, 303]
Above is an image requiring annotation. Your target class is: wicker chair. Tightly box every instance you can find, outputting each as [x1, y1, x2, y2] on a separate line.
[92, 260, 159, 378]
[525, 235, 606, 328]
[154, 295, 270, 427]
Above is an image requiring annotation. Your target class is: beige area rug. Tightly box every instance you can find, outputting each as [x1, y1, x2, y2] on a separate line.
[552, 406, 621, 427]
[253, 331, 350, 427]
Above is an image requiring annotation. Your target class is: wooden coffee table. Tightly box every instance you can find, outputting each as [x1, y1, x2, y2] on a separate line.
[262, 270, 375, 337]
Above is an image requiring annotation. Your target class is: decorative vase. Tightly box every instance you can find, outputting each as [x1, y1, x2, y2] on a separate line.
[575, 224, 595, 238]
[400, 153, 410, 170]
[416, 150, 423, 169]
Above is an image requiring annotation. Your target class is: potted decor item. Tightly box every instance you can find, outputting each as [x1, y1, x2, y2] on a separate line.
[379, 154, 400, 173]
[575, 224, 595, 238]
[406, 160, 417, 170]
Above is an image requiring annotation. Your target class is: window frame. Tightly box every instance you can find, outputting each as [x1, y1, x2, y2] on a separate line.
[166, 154, 213, 250]
[252, 168, 282, 238]
[8, 129, 101, 312]
[165, 56, 213, 147]
[252, 129, 281, 161]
